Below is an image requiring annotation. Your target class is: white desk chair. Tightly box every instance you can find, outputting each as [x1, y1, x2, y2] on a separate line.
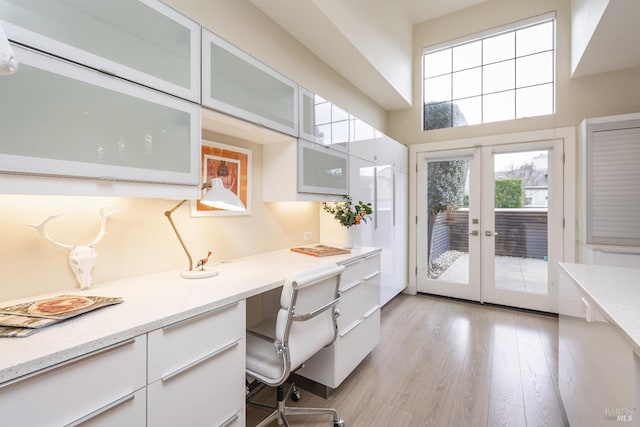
[246, 263, 346, 427]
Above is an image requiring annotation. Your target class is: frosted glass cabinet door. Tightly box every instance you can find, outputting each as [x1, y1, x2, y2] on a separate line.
[202, 29, 298, 137]
[297, 139, 348, 195]
[0, 0, 201, 102]
[0, 45, 200, 185]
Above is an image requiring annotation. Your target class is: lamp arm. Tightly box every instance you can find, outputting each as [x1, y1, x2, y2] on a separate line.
[164, 200, 193, 271]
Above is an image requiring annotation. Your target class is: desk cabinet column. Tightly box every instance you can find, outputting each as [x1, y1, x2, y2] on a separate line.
[559, 268, 636, 426]
[297, 252, 381, 389]
[147, 301, 246, 427]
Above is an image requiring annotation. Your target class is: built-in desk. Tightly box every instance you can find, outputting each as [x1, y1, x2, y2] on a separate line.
[559, 263, 640, 426]
[0, 246, 380, 427]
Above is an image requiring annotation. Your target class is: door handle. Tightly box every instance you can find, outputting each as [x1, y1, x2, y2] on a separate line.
[484, 230, 498, 237]
[468, 230, 479, 236]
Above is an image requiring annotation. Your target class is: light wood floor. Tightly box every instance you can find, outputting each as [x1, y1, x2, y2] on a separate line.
[246, 293, 568, 427]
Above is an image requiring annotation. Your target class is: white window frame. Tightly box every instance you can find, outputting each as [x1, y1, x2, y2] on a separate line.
[422, 12, 556, 131]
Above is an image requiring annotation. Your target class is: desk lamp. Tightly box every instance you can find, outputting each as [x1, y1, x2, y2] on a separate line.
[165, 178, 246, 279]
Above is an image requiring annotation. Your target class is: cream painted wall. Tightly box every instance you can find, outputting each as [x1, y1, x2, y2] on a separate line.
[0, 132, 320, 302]
[164, 0, 387, 132]
[387, 0, 640, 145]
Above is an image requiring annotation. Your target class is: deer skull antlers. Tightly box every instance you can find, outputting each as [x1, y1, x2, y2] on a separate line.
[28, 208, 115, 289]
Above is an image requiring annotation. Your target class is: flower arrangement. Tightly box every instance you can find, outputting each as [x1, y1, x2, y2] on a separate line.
[322, 195, 373, 228]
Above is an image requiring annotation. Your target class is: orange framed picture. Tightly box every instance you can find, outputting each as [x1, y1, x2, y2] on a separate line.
[190, 140, 251, 216]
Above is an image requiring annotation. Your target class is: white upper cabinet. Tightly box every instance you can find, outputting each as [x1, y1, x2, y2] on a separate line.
[262, 138, 347, 202]
[393, 139, 409, 173]
[349, 115, 382, 163]
[0, 0, 201, 102]
[202, 29, 298, 137]
[0, 45, 200, 186]
[299, 87, 349, 152]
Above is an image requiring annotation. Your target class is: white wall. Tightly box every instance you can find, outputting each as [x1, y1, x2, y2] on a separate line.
[0, 131, 320, 302]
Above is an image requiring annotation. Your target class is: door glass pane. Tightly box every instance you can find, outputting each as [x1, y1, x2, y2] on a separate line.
[427, 159, 470, 285]
[493, 150, 549, 294]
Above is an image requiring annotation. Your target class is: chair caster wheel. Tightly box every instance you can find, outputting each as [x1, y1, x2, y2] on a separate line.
[291, 389, 301, 402]
[334, 419, 345, 427]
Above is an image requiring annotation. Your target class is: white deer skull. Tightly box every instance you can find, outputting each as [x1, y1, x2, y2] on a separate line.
[28, 208, 114, 289]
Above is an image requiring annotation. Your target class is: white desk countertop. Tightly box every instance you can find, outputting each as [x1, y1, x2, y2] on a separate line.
[560, 262, 640, 355]
[0, 246, 380, 384]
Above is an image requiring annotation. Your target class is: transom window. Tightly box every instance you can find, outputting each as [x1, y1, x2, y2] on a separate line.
[422, 13, 555, 131]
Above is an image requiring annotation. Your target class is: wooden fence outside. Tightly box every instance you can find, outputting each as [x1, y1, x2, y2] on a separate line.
[431, 209, 548, 260]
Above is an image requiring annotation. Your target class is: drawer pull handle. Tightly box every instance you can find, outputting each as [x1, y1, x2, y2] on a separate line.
[363, 272, 380, 281]
[343, 258, 363, 267]
[162, 301, 240, 332]
[162, 338, 242, 382]
[220, 413, 239, 427]
[365, 253, 380, 260]
[341, 280, 363, 292]
[65, 392, 136, 427]
[364, 305, 380, 318]
[339, 319, 362, 337]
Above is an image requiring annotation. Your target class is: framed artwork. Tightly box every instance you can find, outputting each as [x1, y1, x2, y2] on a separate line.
[190, 140, 251, 216]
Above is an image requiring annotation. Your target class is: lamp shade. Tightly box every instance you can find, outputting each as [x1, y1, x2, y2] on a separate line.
[200, 178, 246, 211]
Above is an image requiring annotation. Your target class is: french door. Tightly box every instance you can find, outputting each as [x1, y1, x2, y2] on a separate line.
[416, 140, 563, 313]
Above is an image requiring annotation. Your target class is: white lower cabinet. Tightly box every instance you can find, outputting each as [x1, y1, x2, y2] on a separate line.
[559, 268, 639, 426]
[147, 301, 246, 427]
[297, 252, 381, 388]
[0, 335, 147, 427]
[0, 301, 247, 427]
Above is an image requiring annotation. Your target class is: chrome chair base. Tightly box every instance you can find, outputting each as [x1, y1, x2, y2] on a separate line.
[248, 382, 344, 427]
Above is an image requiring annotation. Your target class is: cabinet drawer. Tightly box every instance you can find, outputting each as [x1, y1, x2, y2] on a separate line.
[336, 280, 366, 333]
[335, 318, 366, 386]
[147, 335, 245, 427]
[340, 258, 366, 290]
[362, 252, 381, 278]
[0, 336, 146, 427]
[361, 306, 381, 355]
[218, 410, 245, 427]
[148, 301, 244, 383]
[71, 387, 146, 427]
